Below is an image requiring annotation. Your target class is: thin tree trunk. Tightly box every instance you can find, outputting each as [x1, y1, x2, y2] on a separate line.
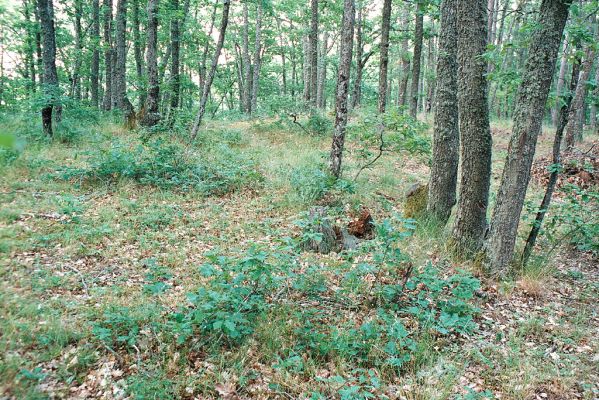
[114, 0, 134, 120]
[485, 0, 571, 274]
[409, 2, 424, 117]
[591, 62, 599, 133]
[23, 0, 37, 93]
[132, 0, 145, 107]
[552, 42, 568, 126]
[200, 1, 218, 95]
[71, 0, 83, 100]
[451, 0, 492, 255]
[102, 0, 113, 110]
[522, 56, 580, 267]
[398, 13, 411, 108]
[309, 0, 318, 106]
[190, 0, 231, 141]
[169, 0, 181, 113]
[241, 2, 251, 113]
[565, 45, 596, 149]
[140, 0, 160, 126]
[316, 32, 328, 109]
[250, 1, 262, 114]
[91, 0, 100, 106]
[276, 17, 287, 96]
[428, 0, 459, 224]
[38, 0, 59, 136]
[351, 2, 363, 109]
[329, 0, 355, 178]
[378, 0, 392, 113]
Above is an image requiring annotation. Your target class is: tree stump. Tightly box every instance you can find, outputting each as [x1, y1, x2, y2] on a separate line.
[404, 183, 428, 219]
[302, 207, 338, 254]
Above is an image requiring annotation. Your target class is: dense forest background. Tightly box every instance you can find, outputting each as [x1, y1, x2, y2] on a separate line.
[0, 0, 597, 398]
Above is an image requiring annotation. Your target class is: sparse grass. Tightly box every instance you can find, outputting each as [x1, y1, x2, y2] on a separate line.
[0, 112, 597, 399]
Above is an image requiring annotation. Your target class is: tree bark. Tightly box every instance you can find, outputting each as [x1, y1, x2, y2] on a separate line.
[71, 0, 83, 100]
[522, 56, 580, 267]
[591, 61, 599, 134]
[102, 0, 113, 110]
[316, 32, 328, 109]
[140, 0, 160, 127]
[23, 0, 37, 93]
[114, 0, 134, 119]
[409, 2, 424, 117]
[351, 2, 363, 109]
[38, 0, 59, 136]
[132, 0, 145, 107]
[250, 1, 262, 114]
[200, 1, 218, 96]
[428, 0, 459, 224]
[309, 0, 319, 106]
[552, 42, 568, 126]
[451, 0, 492, 256]
[329, 0, 355, 178]
[169, 0, 181, 113]
[485, 0, 571, 274]
[241, 2, 251, 113]
[91, 0, 100, 107]
[190, 0, 231, 141]
[565, 45, 596, 149]
[378, 0, 392, 113]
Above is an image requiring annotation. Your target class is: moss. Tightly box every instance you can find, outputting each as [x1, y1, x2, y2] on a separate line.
[404, 183, 428, 219]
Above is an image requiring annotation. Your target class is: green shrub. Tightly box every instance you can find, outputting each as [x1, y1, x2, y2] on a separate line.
[55, 139, 261, 194]
[348, 109, 431, 167]
[306, 112, 333, 136]
[289, 164, 355, 204]
[173, 247, 277, 345]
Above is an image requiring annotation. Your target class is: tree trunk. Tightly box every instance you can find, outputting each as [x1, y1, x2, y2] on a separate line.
[316, 32, 328, 109]
[351, 2, 363, 109]
[132, 0, 145, 107]
[485, 0, 571, 274]
[71, 0, 83, 100]
[522, 56, 580, 267]
[250, 1, 262, 114]
[564, 45, 596, 149]
[169, 0, 181, 115]
[309, 0, 318, 107]
[552, 42, 568, 126]
[200, 1, 218, 96]
[378, 0, 392, 113]
[23, 0, 37, 93]
[190, 0, 231, 141]
[276, 17, 287, 96]
[114, 0, 134, 120]
[409, 2, 424, 117]
[398, 16, 411, 108]
[140, 0, 160, 127]
[428, 0, 459, 224]
[91, 0, 100, 107]
[37, 0, 59, 136]
[451, 0, 492, 256]
[329, 0, 355, 178]
[102, 0, 113, 110]
[591, 61, 599, 134]
[241, 2, 251, 113]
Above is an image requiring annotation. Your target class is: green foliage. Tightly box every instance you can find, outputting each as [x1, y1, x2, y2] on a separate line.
[306, 111, 333, 136]
[544, 184, 598, 254]
[174, 247, 278, 345]
[55, 139, 261, 194]
[289, 163, 355, 204]
[91, 305, 162, 351]
[348, 109, 431, 166]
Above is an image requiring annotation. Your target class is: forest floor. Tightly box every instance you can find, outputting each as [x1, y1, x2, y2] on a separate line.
[0, 113, 597, 400]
